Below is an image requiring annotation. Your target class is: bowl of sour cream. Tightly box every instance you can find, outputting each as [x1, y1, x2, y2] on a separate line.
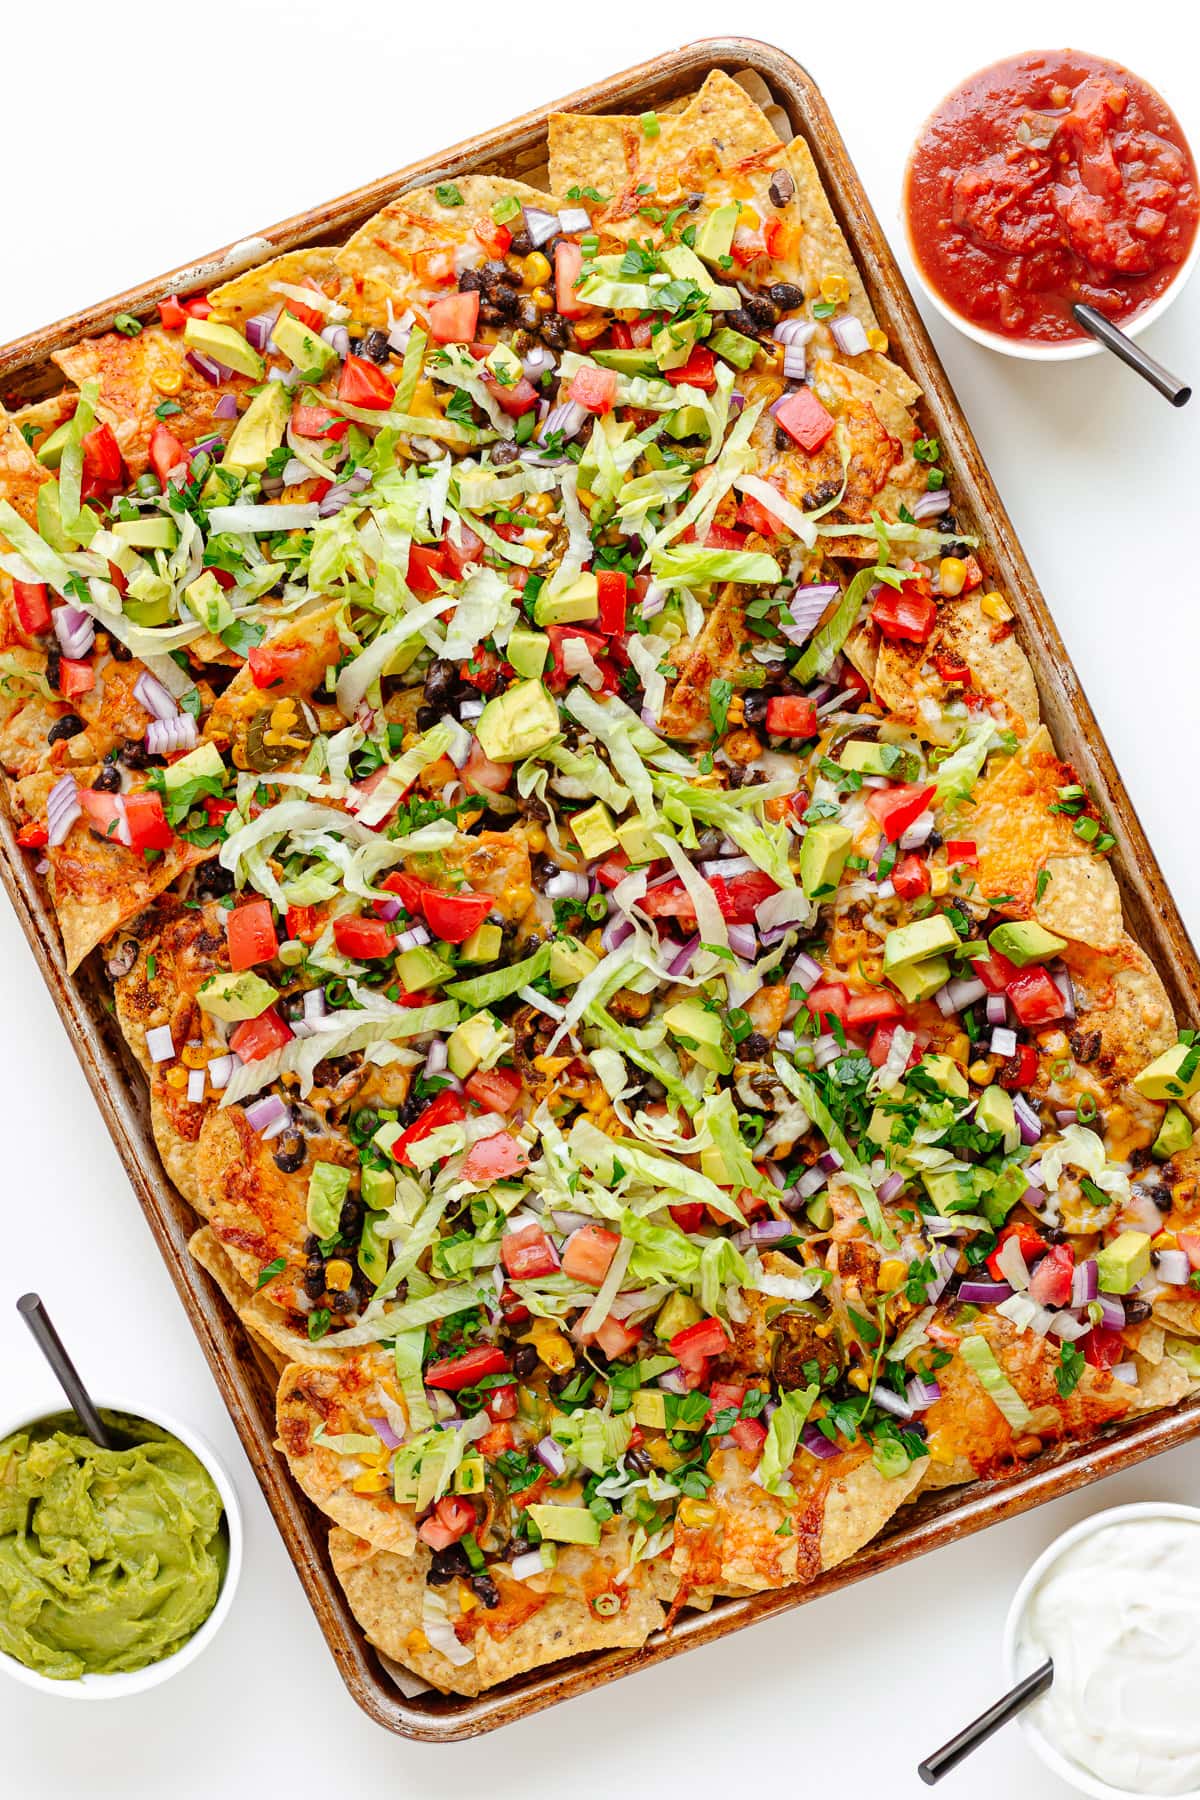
[1004, 1503, 1200, 1800]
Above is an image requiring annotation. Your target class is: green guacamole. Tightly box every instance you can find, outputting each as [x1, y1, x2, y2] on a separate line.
[0, 1411, 227, 1679]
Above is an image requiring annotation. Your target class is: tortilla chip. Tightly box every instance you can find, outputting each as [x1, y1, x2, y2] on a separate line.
[276, 1353, 419, 1555]
[1059, 937, 1176, 1092]
[873, 595, 1040, 743]
[1152, 1297, 1200, 1337]
[208, 247, 344, 330]
[659, 584, 747, 740]
[206, 598, 344, 767]
[1131, 1351, 1197, 1411]
[820, 1450, 929, 1570]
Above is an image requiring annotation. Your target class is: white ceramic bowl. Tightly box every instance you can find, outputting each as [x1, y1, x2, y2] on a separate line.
[900, 74, 1200, 362]
[0, 1394, 242, 1700]
[1003, 1501, 1200, 1800]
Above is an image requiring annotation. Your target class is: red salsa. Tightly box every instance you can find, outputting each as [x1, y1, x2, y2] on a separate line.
[904, 50, 1199, 342]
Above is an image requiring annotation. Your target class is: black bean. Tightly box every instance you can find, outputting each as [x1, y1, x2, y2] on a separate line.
[540, 314, 571, 349]
[119, 739, 153, 770]
[330, 1287, 359, 1315]
[744, 293, 779, 329]
[1123, 1297, 1153, 1324]
[45, 648, 62, 692]
[346, 336, 364, 359]
[492, 441, 520, 467]
[427, 1543, 470, 1584]
[274, 1130, 307, 1175]
[768, 170, 795, 207]
[423, 659, 458, 709]
[926, 830, 944, 851]
[774, 425, 793, 452]
[624, 1448, 652, 1476]
[46, 712, 84, 745]
[1069, 1029, 1102, 1064]
[108, 637, 132, 662]
[726, 306, 763, 340]
[303, 1270, 325, 1300]
[104, 940, 139, 980]
[362, 328, 391, 365]
[513, 1343, 538, 1379]
[194, 863, 234, 901]
[415, 705, 439, 733]
[459, 267, 485, 293]
[742, 691, 768, 726]
[339, 1196, 362, 1233]
[304, 1234, 320, 1256]
[741, 1032, 769, 1060]
[469, 1572, 500, 1609]
[509, 230, 533, 258]
[767, 281, 804, 311]
[489, 285, 519, 318]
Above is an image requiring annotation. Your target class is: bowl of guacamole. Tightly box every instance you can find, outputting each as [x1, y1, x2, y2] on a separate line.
[0, 1398, 242, 1697]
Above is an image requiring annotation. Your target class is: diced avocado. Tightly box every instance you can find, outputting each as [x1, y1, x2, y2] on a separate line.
[525, 1504, 600, 1548]
[631, 1389, 667, 1431]
[123, 593, 173, 627]
[485, 341, 524, 387]
[923, 1168, 969, 1216]
[446, 1010, 507, 1079]
[549, 936, 599, 989]
[35, 418, 74, 469]
[988, 921, 1068, 967]
[976, 1085, 1018, 1147]
[1096, 1229, 1152, 1295]
[475, 680, 560, 763]
[838, 740, 898, 778]
[162, 740, 224, 792]
[694, 202, 740, 268]
[534, 572, 599, 627]
[658, 242, 739, 309]
[800, 820, 853, 899]
[699, 1143, 730, 1185]
[655, 1292, 701, 1340]
[272, 310, 337, 382]
[112, 516, 179, 551]
[707, 326, 759, 371]
[888, 955, 952, 1004]
[183, 315, 264, 381]
[664, 405, 709, 440]
[571, 801, 620, 860]
[506, 623, 550, 680]
[454, 1454, 485, 1496]
[590, 347, 659, 378]
[806, 1193, 834, 1231]
[357, 1209, 389, 1286]
[360, 1167, 396, 1213]
[883, 914, 960, 971]
[1133, 1042, 1200, 1102]
[183, 569, 235, 634]
[196, 968, 277, 1023]
[223, 381, 291, 474]
[664, 998, 731, 1074]
[1153, 1103, 1194, 1161]
[615, 817, 661, 864]
[653, 311, 706, 373]
[459, 922, 502, 964]
[918, 1053, 969, 1100]
[865, 1105, 895, 1148]
[395, 945, 454, 993]
[306, 1160, 351, 1237]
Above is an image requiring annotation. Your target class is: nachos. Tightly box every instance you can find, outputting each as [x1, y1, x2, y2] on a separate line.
[4, 68, 1199, 1698]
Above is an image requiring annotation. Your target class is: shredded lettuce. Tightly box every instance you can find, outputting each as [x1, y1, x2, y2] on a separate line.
[650, 545, 782, 587]
[757, 1384, 819, 1497]
[958, 1332, 1034, 1430]
[793, 565, 876, 684]
[932, 720, 1002, 809]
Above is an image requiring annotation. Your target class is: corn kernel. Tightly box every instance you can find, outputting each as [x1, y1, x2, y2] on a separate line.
[929, 1437, 955, 1466]
[533, 1054, 574, 1077]
[1152, 1231, 1180, 1251]
[165, 1066, 188, 1089]
[573, 315, 610, 343]
[351, 1470, 391, 1494]
[181, 1043, 208, 1069]
[738, 205, 761, 230]
[325, 1259, 354, 1292]
[522, 251, 552, 287]
[152, 369, 184, 395]
[576, 488, 596, 509]
[724, 694, 745, 726]
[939, 557, 967, 597]
[530, 285, 554, 313]
[526, 491, 553, 518]
[847, 1367, 869, 1392]
[968, 1059, 995, 1087]
[930, 865, 950, 896]
[878, 1259, 907, 1293]
[677, 1498, 719, 1529]
[524, 823, 548, 854]
[458, 1584, 478, 1612]
[820, 274, 850, 304]
[866, 328, 888, 352]
[980, 590, 1012, 622]
[405, 1629, 430, 1655]
[647, 1438, 684, 1472]
[947, 1032, 971, 1066]
[526, 1320, 575, 1373]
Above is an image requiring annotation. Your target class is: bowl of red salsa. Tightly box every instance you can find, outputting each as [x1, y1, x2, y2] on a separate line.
[902, 49, 1200, 357]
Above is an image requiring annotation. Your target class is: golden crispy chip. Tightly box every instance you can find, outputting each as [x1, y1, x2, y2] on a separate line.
[188, 1227, 298, 1377]
[1131, 1351, 1197, 1411]
[276, 1354, 418, 1555]
[1153, 1297, 1200, 1337]
[51, 326, 248, 477]
[1061, 937, 1176, 1094]
[819, 1449, 930, 1571]
[208, 247, 344, 329]
[873, 595, 1040, 742]
[207, 597, 345, 767]
[659, 584, 747, 741]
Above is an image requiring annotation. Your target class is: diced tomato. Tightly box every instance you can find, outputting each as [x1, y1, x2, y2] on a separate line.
[229, 1007, 292, 1063]
[462, 1131, 529, 1184]
[425, 1345, 510, 1391]
[639, 878, 698, 929]
[486, 373, 540, 417]
[1178, 1232, 1200, 1271]
[80, 423, 124, 501]
[669, 1316, 728, 1371]
[868, 1019, 921, 1071]
[479, 1419, 516, 1455]
[498, 1285, 530, 1328]
[1028, 1243, 1075, 1308]
[892, 853, 931, 900]
[413, 247, 457, 286]
[333, 916, 397, 960]
[706, 1381, 747, 1423]
[872, 582, 937, 644]
[247, 642, 307, 689]
[183, 295, 213, 319]
[16, 820, 49, 849]
[440, 524, 485, 579]
[608, 322, 634, 350]
[12, 580, 51, 636]
[463, 740, 512, 795]
[709, 869, 780, 925]
[501, 1223, 560, 1281]
[664, 347, 717, 391]
[596, 568, 628, 635]
[594, 851, 631, 890]
[845, 990, 902, 1031]
[282, 296, 328, 332]
[544, 624, 615, 694]
[731, 227, 767, 266]
[202, 798, 234, 828]
[291, 404, 350, 441]
[961, 555, 984, 592]
[764, 694, 818, 738]
[146, 423, 185, 489]
[124, 790, 173, 850]
[420, 887, 492, 945]
[554, 241, 588, 319]
[464, 1066, 523, 1114]
[286, 905, 323, 943]
[474, 219, 512, 258]
[986, 1221, 1046, 1281]
[106, 560, 128, 597]
[561, 1223, 620, 1286]
[932, 651, 971, 686]
[77, 789, 125, 839]
[970, 949, 1020, 994]
[567, 364, 617, 414]
[404, 543, 450, 599]
[484, 1384, 518, 1424]
[338, 355, 395, 411]
[591, 1314, 643, 1359]
[1000, 1043, 1040, 1091]
[946, 840, 977, 865]
[702, 522, 745, 552]
[736, 492, 785, 537]
[226, 898, 278, 971]
[379, 870, 427, 915]
[158, 295, 187, 330]
[58, 655, 97, 699]
[730, 1417, 768, 1452]
[1084, 1326, 1126, 1371]
[773, 386, 835, 453]
[417, 1494, 477, 1550]
[459, 646, 505, 694]
[866, 782, 936, 842]
[1006, 966, 1066, 1028]
[669, 1202, 708, 1233]
[389, 1090, 468, 1168]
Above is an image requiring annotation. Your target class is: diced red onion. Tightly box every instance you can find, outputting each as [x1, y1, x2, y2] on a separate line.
[935, 976, 987, 1016]
[185, 350, 230, 385]
[366, 1415, 404, 1450]
[813, 1034, 841, 1071]
[1071, 1260, 1099, 1306]
[1011, 1093, 1042, 1146]
[877, 1171, 905, 1204]
[782, 344, 807, 381]
[639, 581, 667, 620]
[523, 207, 560, 249]
[699, 854, 756, 879]
[458, 696, 485, 723]
[1095, 1293, 1126, 1328]
[926, 1249, 959, 1303]
[302, 988, 328, 1026]
[245, 1094, 290, 1137]
[829, 315, 870, 356]
[906, 1375, 942, 1410]
[958, 1280, 1013, 1304]
[779, 583, 838, 648]
[788, 950, 822, 992]
[207, 1053, 237, 1091]
[545, 870, 589, 901]
[726, 923, 757, 961]
[817, 1148, 843, 1176]
[898, 811, 935, 851]
[511, 1547, 548, 1583]
[1112, 1361, 1139, 1386]
[535, 1434, 567, 1476]
[134, 670, 180, 722]
[186, 1067, 206, 1105]
[986, 994, 1008, 1026]
[538, 399, 588, 445]
[601, 915, 634, 954]
[913, 489, 951, 522]
[1049, 966, 1076, 1022]
[53, 605, 94, 660]
[657, 1366, 691, 1395]
[244, 310, 279, 353]
[521, 344, 556, 382]
[791, 1166, 827, 1202]
[735, 1218, 792, 1250]
[395, 925, 430, 953]
[801, 1421, 839, 1460]
[212, 393, 240, 421]
[374, 895, 404, 922]
[773, 318, 818, 348]
[557, 207, 591, 235]
[146, 714, 199, 755]
[872, 1385, 913, 1420]
[46, 772, 81, 847]
[422, 1039, 448, 1080]
[666, 934, 699, 977]
[1048, 1310, 1091, 1342]
[321, 324, 351, 359]
[145, 1024, 175, 1064]
[1156, 1248, 1191, 1286]
[991, 1026, 1018, 1058]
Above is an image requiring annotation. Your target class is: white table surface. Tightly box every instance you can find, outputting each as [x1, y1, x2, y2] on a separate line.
[3, 3, 1198, 1793]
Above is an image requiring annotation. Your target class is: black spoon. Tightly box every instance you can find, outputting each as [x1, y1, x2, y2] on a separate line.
[17, 1291, 120, 1450]
[918, 1658, 1054, 1785]
[1073, 303, 1191, 406]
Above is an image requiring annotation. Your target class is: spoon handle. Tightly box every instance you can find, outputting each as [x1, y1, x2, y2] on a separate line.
[16, 1292, 116, 1451]
[1073, 303, 1191, 407]
[919, 1658, 1054, 1785]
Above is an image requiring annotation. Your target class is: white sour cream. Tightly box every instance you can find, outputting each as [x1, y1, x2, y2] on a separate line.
[1018, 1516, 1200, 1795]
